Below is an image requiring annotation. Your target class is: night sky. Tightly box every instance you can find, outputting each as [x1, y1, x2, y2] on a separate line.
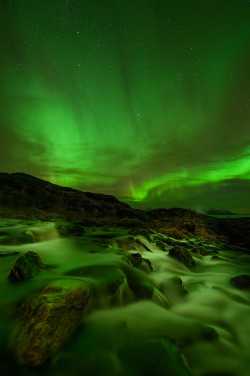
[0, 0, 250, 213]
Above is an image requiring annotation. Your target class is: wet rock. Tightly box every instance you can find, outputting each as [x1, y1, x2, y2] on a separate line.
[114, 236, 138, 251]
[135, 238, 152, 252]
[163, 228, 186, 240]
[162, 237, 176, 247]
[9, 279, 90, 367]
[156, 240, 166, 251]
[191, 246, 213, 256]
[151, 233, 165, 242]
[164, 276, 187, 296]
[200, 326, 219, 342]
[0, 251, 20, 257]
[121, 264, 154, 299]
[0, 231, 34, 245]
[168, 246, 195, 268]
[123, 253, 153, 272]
[231, 275, 250, 289]
[86, 231, 125, 240]
[56, 221, 86, 237]
[66, 265, 125, 295]
[56, 222, 73, 237]
[8, 251, 46, 282]
[158, 276, 188, 305]
[119, 337, 192, 376]
[140, 258, 153, 272]
[126, 252, 142, 267]
[129, 229, 151, 242]
[172, 240, 192, 249]
[211, 255, 222, 260]
[71, 222, 86, 236]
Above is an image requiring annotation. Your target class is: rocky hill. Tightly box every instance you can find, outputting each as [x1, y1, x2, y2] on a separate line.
[0, 172, 249, 251]
[0, 173, 143, 221]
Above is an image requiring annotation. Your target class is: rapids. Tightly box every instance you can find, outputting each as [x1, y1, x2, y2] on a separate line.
[0, 218, 250, 376]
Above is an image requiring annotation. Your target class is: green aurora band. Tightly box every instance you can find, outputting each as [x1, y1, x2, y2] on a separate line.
[0, 0, 250, 213]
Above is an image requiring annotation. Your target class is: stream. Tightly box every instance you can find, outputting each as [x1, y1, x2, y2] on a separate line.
[0, 218, 250, 376]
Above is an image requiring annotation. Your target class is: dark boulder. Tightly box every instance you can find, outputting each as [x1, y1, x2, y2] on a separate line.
[141, 258, 153, 272]
[168, 247, 195, 268]
[191, 246, 213, 256]
[156, 240, 166, 251]
[8, 251, 46, 282]
[231, 275, 250, 289]
[121, 263, 154, 300]
[129, 229, 151, 242]
[126, 252, 142, 267]
[122, 252, 153, 272]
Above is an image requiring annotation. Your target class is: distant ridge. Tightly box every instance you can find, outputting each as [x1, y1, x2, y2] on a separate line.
[201, 209, 236, 216]
[0, 172, 142, 221]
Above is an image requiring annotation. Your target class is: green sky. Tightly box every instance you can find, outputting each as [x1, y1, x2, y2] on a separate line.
[0, 0, 250, 213]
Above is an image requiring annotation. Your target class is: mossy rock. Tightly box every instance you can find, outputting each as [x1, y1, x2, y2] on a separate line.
[9, 279, 90, 368]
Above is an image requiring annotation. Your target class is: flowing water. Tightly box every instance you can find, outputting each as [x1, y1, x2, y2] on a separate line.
[0, 218, 250, 376]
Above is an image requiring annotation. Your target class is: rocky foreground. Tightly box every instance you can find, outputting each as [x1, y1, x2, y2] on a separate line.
[0, 173, 250, 376]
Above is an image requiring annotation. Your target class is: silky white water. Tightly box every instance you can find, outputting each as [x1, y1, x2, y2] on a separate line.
[0, 218, 249, 376]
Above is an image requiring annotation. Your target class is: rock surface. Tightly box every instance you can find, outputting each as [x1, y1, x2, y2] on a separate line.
[231, 275, 250, 289]
[168, 246, 196, 268]
[8, 251, 46, 282]
[66, 265, 125, 295]
[121, 263, 155, 299]
[9, 279, 90, 367]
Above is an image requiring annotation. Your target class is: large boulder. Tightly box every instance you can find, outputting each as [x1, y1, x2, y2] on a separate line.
[9, 279, 90, 367]
[8, 251, 46, 282]
[168, 247, 195, 268]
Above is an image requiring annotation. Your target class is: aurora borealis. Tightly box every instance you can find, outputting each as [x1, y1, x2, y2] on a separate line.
[0, 0, 250, 213]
